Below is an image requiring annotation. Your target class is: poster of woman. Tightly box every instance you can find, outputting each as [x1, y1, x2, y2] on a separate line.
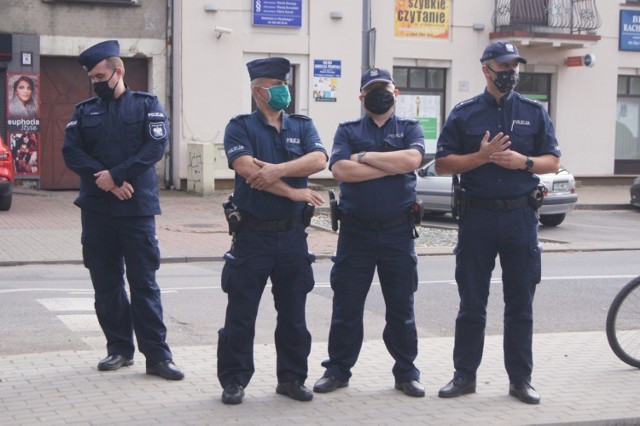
[9, 132, 39, 175]
[7, 73, 40, 118]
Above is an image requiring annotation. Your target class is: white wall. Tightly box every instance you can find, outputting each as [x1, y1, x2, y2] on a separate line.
[173, 0, 631, 186]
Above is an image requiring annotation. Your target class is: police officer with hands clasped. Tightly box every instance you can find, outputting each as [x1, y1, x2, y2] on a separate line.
[217, 57, 328, 405]
[313, 68, 427, 398]
[62, 40, 184, 381]
[435, 41, 561, 404]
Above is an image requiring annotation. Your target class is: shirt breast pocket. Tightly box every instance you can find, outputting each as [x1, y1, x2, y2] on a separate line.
[80, 114, 104, 153]
[284, 141, 304, 160]
[463, 127, 486, 154]
[124, 110, 145, 147]
[510, 125, 537, 155]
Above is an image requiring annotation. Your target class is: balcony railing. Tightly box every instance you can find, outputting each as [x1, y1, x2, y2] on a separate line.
[493, 0, 602, 34]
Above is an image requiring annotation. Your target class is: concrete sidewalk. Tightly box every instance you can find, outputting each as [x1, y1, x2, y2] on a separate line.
[1, 185, 639, 425]
[0, 183, 636, 266]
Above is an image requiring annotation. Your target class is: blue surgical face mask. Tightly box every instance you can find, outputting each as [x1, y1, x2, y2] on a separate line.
[262, 84, 291, 111]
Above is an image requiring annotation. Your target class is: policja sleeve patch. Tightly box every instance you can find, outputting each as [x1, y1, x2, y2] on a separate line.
[149, 122, 167, 140]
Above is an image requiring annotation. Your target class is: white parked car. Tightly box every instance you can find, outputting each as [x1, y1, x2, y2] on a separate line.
[416, 160, 578, 226]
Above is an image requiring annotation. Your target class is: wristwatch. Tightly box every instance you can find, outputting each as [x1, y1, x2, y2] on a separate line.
[357, 151, 367, 163]
[524, 156, 534, 171]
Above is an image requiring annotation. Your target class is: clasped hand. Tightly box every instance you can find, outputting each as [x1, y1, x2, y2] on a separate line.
[482, 131, 526, 170]
[94, 170, 134, 200]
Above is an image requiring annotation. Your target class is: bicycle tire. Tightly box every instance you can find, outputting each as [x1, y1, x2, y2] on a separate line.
[606, 276, 640, 368]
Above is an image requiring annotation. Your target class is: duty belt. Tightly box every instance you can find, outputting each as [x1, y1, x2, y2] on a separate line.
[341, 213, 410, 231]
[243, 216, 302, 232]
[469, 195, 529, 212]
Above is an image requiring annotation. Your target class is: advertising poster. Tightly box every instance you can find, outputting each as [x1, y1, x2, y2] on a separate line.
[313, 60, 341, 102]
[7, 72, 40, 119]
[9, 132, 40, 176]
[396, 94, 441, 154]
[6, 72, 41, 176]
[394, 0, 450, 39]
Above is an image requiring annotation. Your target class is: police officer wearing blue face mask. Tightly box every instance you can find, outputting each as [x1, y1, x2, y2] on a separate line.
[436, 41, 561, 404]
[313, 68, 426, 398]
[62, 40, 184, 381]
[217, 57, 328, 405]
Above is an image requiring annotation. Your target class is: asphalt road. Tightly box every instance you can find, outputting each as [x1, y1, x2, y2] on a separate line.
[1, 249, 637, 356]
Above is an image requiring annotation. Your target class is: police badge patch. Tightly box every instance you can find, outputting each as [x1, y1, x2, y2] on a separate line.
[149, 122, 167, 140]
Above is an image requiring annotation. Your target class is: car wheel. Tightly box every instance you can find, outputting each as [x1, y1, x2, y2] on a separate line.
[0, 194, 12, 211]
[539, 213, 565, 227]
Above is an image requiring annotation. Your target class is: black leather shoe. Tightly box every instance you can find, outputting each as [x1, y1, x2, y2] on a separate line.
[276, 380, 313, 401]
[509, 382, 540, 404]
[221, 383, 244, 405]
[438, 376, 476, 398]
[395, 380, 425, 397]
[97, 355, 133, 371]
[146, 359, 185, 381]
[313, 375, 349, 393]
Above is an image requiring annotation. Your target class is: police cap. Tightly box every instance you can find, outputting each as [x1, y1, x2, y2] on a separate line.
[480, 40, 527, 64]
[360, 68, 394, 91]
[78, 40, 120, 72]
[246, 57, 290, 81]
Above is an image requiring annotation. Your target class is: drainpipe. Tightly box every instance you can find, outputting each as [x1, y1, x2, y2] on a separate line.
[164, 0, 174, 189]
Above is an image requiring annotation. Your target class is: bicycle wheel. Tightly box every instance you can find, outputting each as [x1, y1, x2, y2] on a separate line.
[606, 276, 640, 368]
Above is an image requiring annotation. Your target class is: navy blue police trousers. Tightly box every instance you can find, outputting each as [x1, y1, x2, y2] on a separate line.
[322, 221, 420, 383]
[452, 206, 541, 383]
[217, 224, 315, 388]
[81, 210, 172, 367]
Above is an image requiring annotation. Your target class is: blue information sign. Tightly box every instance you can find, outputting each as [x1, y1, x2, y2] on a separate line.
[253, 0, 302, 28]
[620, 10, 640, 51]
[313, 60, 342, 78]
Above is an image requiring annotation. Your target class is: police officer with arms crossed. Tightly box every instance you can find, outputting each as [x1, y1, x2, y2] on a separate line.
[436, 41, 561, 404]
[313, 68, 426, 397]
[62, 40, 184, 380]
[217, 57, 327, 405]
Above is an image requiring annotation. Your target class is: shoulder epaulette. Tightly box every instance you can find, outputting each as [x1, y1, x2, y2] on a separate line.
[338, 118, 362, 127]
[519, 94, 543, 108]
[397, 117, 419, 124]
[230, 113, 251, 122]
[289, 113, 311, 120]
[75, 97, 98, 108]
[132, 91, 156, 98]
[454, 97, 479, 110]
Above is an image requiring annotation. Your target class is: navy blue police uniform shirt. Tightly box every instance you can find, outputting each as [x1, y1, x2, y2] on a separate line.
[329, 114, 426, 222]
[224, 110, 327, 221]
[63, 89, 168, 216]
[436, 90, 561, 199]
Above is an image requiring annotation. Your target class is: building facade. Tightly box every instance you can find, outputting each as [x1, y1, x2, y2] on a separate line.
[1, 0, 639, 191]
[1, 0, 169, 189]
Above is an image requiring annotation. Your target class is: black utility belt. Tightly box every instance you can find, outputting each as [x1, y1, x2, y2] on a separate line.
[341, 213, 410, 231]
[243, 216, 303, 232]
[469, 195, 530, 212]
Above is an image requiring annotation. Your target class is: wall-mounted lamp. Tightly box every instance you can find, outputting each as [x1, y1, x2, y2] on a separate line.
[204, 3, 219, 12]
[330, 11, 343, 20]
[214, 26, 233, 39]
[472, 23, 485, 31]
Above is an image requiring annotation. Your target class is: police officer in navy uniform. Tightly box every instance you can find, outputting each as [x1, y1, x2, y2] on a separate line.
[217, 57, 327, 405]
[436, 41, 561, 404]
[63, 40, 184, 381]
[313, 68, 426, 397]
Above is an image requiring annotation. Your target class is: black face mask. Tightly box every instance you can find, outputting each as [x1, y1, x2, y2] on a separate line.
[364, 88, 396, 114]
[92, 69, 118, 100]
[486, 65, 519, 94]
